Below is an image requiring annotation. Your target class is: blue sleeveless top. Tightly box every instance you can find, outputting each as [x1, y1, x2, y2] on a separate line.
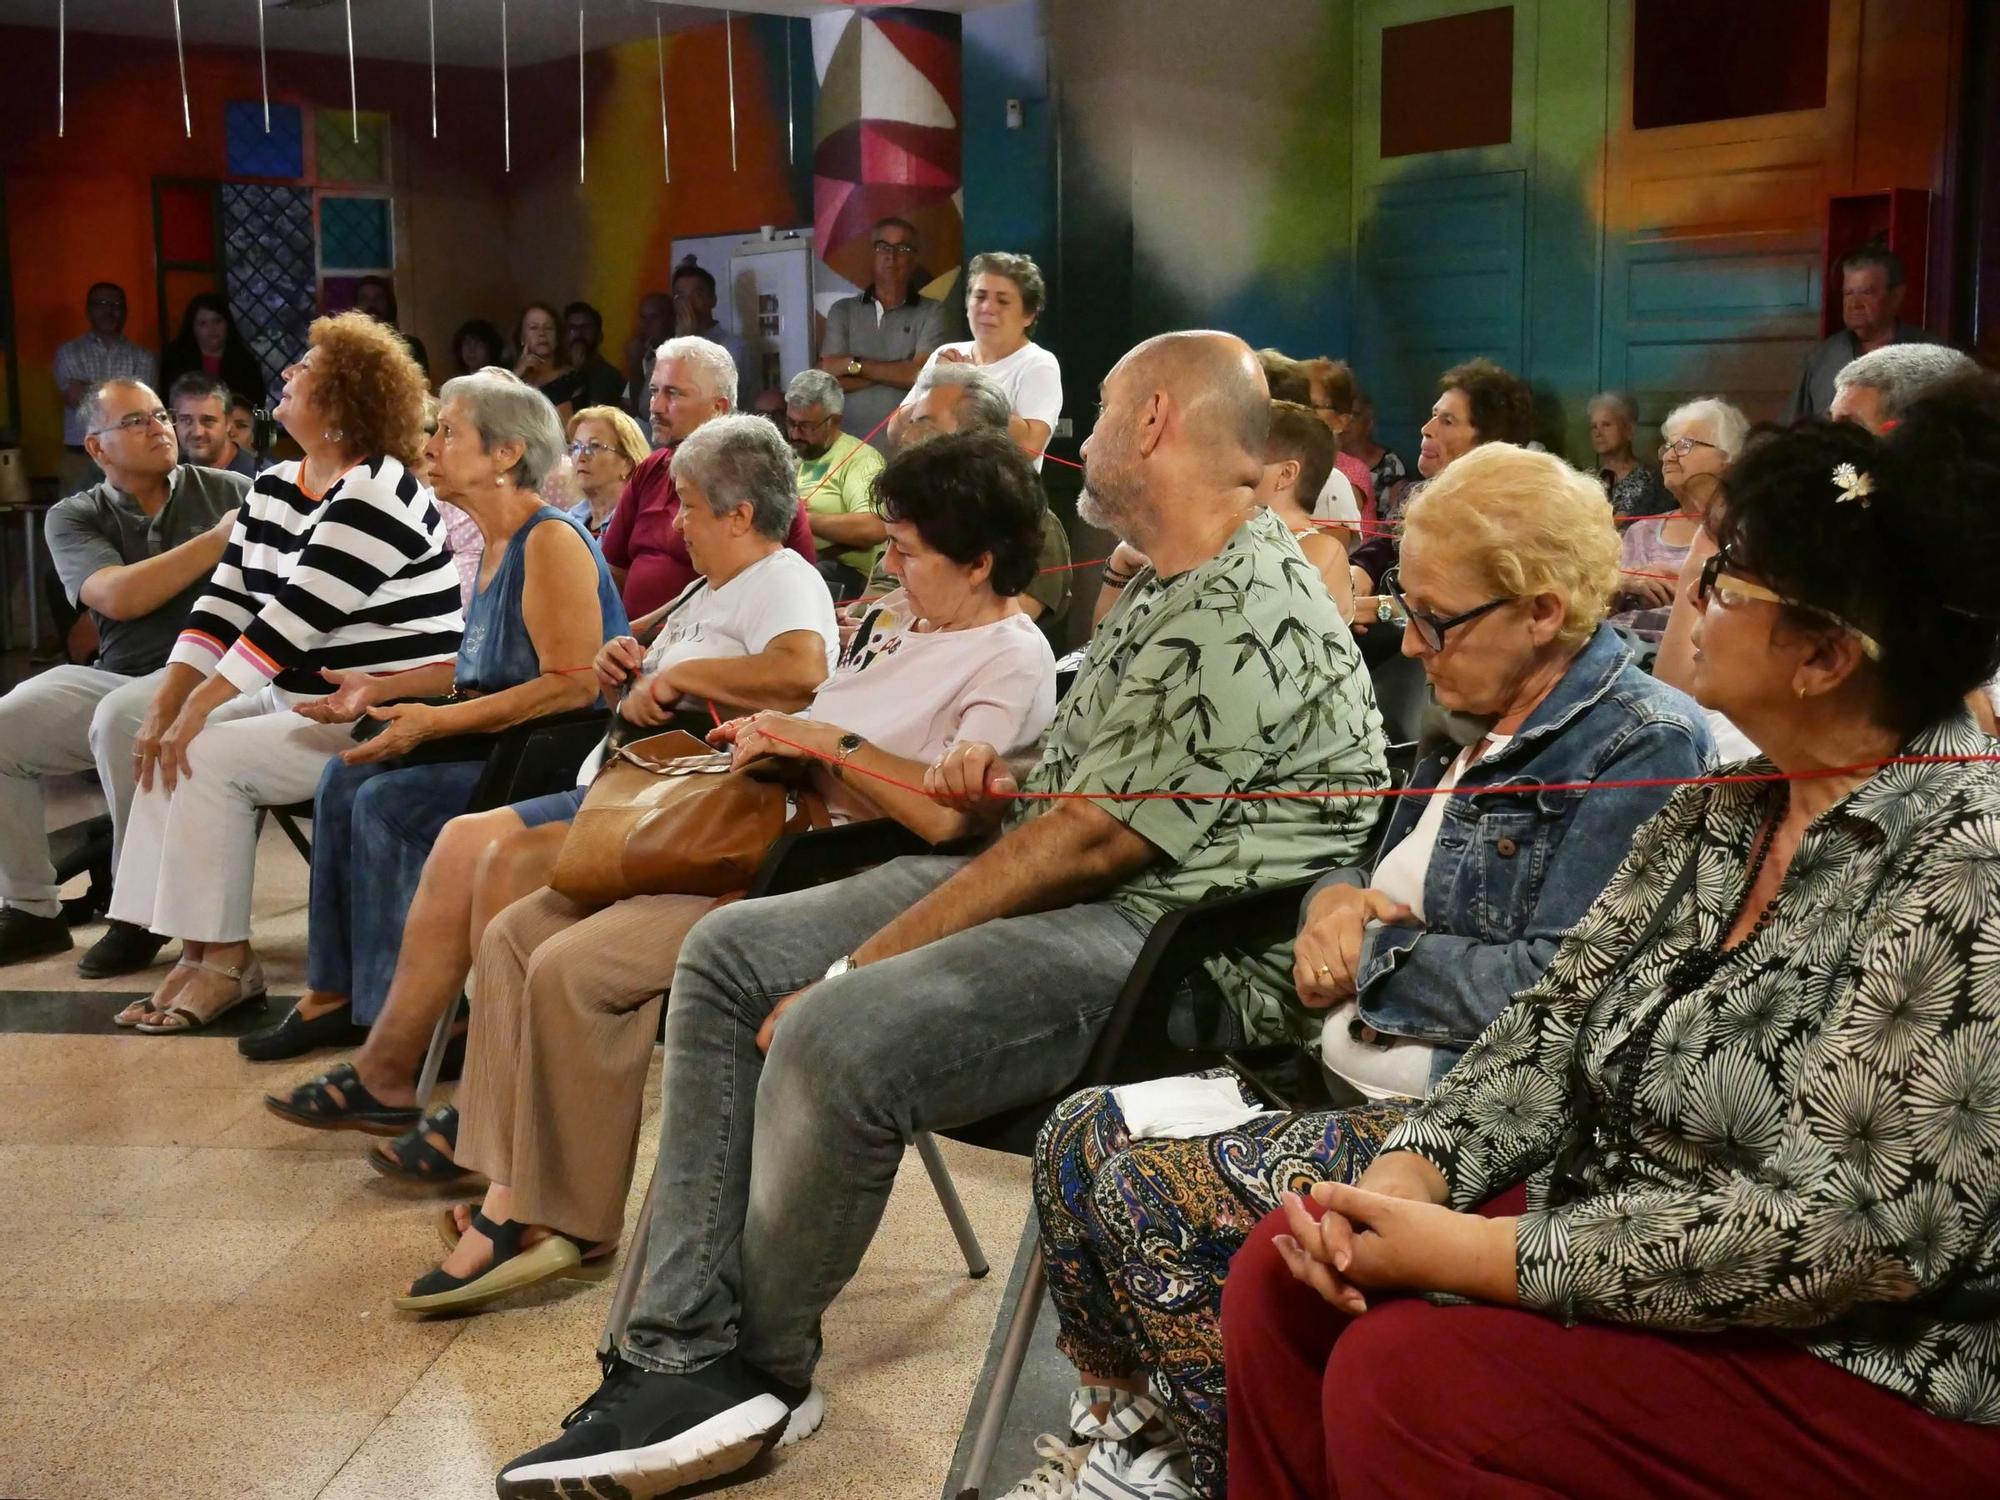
[456, 506, 628, 694]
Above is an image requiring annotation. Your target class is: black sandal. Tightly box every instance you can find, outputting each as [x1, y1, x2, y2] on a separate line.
[394, 1212, 587, 1313]
[368, 1104, 477, 1186]
[263, 1062, 421, 1137]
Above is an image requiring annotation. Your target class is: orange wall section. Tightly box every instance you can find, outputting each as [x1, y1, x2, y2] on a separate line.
[0, 20, 806, 474]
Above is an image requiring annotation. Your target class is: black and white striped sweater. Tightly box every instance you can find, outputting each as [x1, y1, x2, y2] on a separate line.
[171, 455, 464, 696]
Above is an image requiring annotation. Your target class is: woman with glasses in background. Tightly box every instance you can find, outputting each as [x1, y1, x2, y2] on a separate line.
[1009, 443, 1712, 1499]
[1609, 397, 1747, 641]
[563, 405, 651, 537]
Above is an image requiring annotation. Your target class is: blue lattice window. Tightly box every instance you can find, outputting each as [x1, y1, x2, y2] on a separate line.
[220, 183, 316, 408]
[225, 102, 304, 178]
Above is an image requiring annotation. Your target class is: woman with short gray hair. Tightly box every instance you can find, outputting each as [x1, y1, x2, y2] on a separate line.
[1610, 395, 1748, 641]
[263, 413, 837, 1152]
[1586, 390, 1670, 519]
[242, 369, 629, 1060]
[891, 249, 1063, 468]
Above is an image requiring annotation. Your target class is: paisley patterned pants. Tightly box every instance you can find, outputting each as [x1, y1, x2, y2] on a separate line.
[1032, 1072, 1412, 1498]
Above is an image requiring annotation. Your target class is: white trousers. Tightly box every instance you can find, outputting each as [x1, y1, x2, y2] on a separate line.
[108, 685, 354, 943]
[0, 664, 163, 918]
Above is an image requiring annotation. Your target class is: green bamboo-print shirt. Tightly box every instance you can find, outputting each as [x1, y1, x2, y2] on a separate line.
[1010, 508, 1387, 1046]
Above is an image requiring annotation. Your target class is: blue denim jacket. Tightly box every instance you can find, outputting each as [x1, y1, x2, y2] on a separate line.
[1345, 624, 1712, 1087]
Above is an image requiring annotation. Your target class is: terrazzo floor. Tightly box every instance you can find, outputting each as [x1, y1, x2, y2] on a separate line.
[0, 822, 1039, 1499]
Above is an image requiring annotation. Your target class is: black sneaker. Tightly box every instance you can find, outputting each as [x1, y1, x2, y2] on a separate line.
[0, 907, 73, 966]
[495, 1351, 822, 1500]
[75, 919, 168, 979]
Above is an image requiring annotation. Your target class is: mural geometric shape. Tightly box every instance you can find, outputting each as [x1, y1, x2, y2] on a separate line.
[812, 10, 964, 292]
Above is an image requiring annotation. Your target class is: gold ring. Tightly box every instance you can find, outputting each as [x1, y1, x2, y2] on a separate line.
[1315, 965, 1333, 978]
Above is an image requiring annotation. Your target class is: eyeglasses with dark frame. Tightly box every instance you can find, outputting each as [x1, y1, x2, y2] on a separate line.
[1659, 434, 1723, 460]
[1384, 568, 1516, 653]
[1694, 544, 1884, 662]
[89, 409, 173, 437]
[872, 240, 918, 257]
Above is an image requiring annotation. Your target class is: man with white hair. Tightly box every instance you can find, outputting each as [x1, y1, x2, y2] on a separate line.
[1829, 342, 1979, 433]
[784, 367, 886, 599]
[599, 336, 818, 619]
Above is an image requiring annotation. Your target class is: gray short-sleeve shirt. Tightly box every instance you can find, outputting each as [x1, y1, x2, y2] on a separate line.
[45, 462, 249, 675]
[821, 291, 950, 451]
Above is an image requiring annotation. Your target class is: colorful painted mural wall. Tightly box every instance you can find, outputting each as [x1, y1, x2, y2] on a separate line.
[1005, 0, 1965, 467]
[0, 17, 809, 475]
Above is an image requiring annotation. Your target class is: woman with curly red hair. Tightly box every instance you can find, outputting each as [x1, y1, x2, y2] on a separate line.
[110, 312, 464, 1033]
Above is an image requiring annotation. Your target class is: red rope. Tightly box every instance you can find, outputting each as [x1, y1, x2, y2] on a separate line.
[757, 727, 2000, 806]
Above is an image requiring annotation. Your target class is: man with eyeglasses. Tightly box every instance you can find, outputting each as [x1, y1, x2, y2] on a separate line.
[54, 282, 156, 498]
[818, 217, 949, 454]
[0, 379, 246, 972]
[783, 368, 886, 600]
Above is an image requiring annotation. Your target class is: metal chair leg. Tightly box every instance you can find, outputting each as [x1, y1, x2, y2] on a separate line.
[412, 990, 465, 1114]
[599, 1160, 661, 1358]
[955, 1243, 1046, 1500]
[917, 1131, 989, 1279]
[272, 809, 313, 861]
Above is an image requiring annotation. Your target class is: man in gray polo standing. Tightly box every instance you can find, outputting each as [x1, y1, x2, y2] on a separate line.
[0, 378, 246, 974]
[818, 217, 949, 452]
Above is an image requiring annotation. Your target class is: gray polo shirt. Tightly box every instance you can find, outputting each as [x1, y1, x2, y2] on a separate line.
[822, 290, 950, 451]
[45, 462, 249, 676]
[1788, 322, 1938, 422]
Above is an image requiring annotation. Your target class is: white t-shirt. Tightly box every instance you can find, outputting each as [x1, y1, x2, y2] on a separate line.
[579, 547, 838, 783]
[1320, 734, 1511, 1101]
[805, 591, 1057, 822]
[1311, 468, 1361, 526]
[904, 341, 1064, 470]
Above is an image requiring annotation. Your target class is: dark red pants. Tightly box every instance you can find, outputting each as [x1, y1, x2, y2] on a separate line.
[1221, 1195, 2000, 1499]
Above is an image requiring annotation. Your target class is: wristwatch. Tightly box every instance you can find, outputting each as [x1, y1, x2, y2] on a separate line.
[845, 358, 863, 377]
[834, 731, 864, 767]
[1376, 597, 1399, 625]
[824, 954, 854, 981]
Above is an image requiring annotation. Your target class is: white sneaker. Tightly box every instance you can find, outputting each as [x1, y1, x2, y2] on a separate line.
[1002, 1432, 1091, 1498]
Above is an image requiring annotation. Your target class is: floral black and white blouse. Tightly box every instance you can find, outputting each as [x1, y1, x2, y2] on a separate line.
[1383, 713, 2000, 1423]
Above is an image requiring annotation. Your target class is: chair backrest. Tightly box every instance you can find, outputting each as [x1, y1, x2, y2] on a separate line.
[468, 707, 612, 811]
[1370, 651, 1431, 744]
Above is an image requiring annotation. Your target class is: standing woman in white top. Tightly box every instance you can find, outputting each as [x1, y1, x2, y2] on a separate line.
[1006, 445, 1715, 1499]
[112, 313, 462, 1032]
[890, 251, 1063, 469]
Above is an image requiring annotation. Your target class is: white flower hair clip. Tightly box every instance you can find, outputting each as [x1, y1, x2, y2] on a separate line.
[1832, 462, 1874, 507]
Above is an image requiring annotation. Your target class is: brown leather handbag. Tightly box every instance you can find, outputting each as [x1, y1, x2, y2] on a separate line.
[548, 729, 826, 903]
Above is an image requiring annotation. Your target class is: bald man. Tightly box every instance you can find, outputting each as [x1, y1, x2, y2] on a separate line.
[497, 331, 1391, 1500]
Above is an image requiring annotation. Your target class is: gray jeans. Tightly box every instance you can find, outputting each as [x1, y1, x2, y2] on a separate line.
[623, 854, 1153, 1386]
[0, 664, 161, 917]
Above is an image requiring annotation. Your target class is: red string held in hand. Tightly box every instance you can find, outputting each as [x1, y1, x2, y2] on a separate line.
[758, 724, 2000, 807]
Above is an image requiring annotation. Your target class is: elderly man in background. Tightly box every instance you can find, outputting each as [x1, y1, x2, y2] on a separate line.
[169, 373, 259, 478]
[784, 368, 887, 600]
[899, 362, 1074, 639]
[599, 336, 818, 620]
[1829, 342, 1979, 432]
[1788, 245, 1936, 421]
[0, 379, 245, 972]
[54, 282, 156, 497]
[495, 330, 1387, 1500]
[820, 217, 949, 454]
